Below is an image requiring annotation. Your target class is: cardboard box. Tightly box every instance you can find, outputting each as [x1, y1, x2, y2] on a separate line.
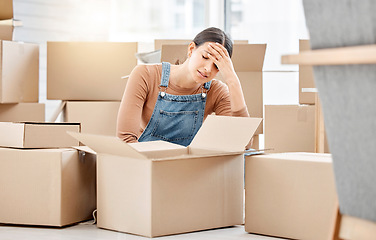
[0, 0, 13, 20]
[0, 103, 45, 122]
[64, 101, 120, 136]
[299, 39, 316, 105]
[250, 134, 259, 150]
[0, 122, 80, 148]
[156, 39, 248, 51]
[0, 19, 21, 41]
[0, 147, 96, 226]
[216, 44, 266, 135]
[245, 152, 338, 240]
[47, 42, 137, 100]
[69, 115, 262, 237]
[154, 39, 191, 50]
[161, 44, 266, 135]
[0, 40, 39, 103]
[265, 105, 315, 153]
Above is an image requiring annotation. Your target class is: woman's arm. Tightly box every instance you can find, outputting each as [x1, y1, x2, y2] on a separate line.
[117, 65, 150, 142]
[207, 42, 249, 115]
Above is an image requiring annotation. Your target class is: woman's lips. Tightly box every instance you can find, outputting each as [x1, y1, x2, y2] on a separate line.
[198, 70, 208, 78]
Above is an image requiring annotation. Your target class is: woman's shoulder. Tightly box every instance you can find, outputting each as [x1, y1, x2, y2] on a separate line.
[131, 63, 162, 76]
[210, 79, 229, 91]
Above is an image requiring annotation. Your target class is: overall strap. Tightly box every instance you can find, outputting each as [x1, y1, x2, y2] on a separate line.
[160, 62, 171, 88]
[204, 80, 212, 90]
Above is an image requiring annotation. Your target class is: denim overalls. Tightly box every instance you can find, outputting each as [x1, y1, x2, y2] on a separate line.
[138, 62, 211, 147]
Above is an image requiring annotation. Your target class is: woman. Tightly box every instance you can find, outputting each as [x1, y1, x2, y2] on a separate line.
[117, 27, 249, 147]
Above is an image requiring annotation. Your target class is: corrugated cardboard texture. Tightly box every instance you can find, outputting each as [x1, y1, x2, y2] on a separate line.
[299, 39, 316, 104]
[303, 0, 376, 223]
[0, 148, 96, 226]
[265, 105, 315, 153]
[245, 153, 338, 240]
[0, 103, 45, 122]
[64, 101, 120, 136]
[47, 42, 137, 100]
[0, 0, 13, 20]
[1, 41, 39, 103]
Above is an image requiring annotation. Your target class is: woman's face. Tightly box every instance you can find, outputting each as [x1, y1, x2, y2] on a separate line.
[187, 42, 220, 84]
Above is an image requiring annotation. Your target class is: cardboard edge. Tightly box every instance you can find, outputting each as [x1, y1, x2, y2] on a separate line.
[67, 131, 148, 160]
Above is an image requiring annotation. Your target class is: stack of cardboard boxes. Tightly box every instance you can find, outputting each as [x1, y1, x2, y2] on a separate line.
[0, 0, 44, 122]
[264, 39, 329, 153]
[0, 0, 97, 228]
[0, 122, 97, 226]
[243, 40, 338, 239]
[46, 41, 138, 136]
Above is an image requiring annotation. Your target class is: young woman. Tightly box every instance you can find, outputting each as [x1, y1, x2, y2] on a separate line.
[117, 27, 249, 147]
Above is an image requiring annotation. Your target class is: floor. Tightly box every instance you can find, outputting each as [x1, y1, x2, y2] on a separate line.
[0, 222, 282, 240]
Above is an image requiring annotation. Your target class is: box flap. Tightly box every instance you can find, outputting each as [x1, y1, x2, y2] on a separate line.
[73, 145, 96, 155]
[68, 131, 147, 160]
[190, 115, 262, 152]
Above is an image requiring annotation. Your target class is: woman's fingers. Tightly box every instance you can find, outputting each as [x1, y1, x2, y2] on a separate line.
[208, 43, 223, 61]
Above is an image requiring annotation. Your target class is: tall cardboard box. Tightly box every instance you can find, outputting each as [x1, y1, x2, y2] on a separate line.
[161, 44, 266, 135]
[0, 147, 97, 226]
[265, 105, 315, 153]
[0, 0, 13, 20]
[299, 39, 316, 105]
[217, 44, 266, 135]
[0, 103, 45, 121]
[0, 40, 39, 103]
[47, 42, 137, 100]
[69, 115, 262, 237]
[64, 101, 120, 136]
[0, 122, 80, 148]
[245, 152, 338, 240]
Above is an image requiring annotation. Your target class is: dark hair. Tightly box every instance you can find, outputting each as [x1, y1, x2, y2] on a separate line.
[193, 27, 233, 58]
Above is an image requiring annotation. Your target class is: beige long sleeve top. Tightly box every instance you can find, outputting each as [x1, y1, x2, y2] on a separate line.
[117, 64, 249, 143]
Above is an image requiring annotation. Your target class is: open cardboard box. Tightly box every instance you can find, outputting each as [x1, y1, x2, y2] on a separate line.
[69, 115, 262, 237]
